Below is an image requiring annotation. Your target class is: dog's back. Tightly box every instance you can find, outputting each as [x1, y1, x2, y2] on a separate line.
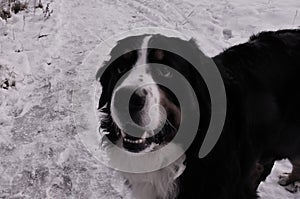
[178, 29, 300, 199]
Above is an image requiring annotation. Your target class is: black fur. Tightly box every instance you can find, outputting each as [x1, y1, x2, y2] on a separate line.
[97, 29, 300, 199]
[178, 29, 300, 199]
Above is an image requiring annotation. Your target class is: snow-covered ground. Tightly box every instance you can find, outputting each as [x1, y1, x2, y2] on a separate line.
[0, 0, 299, 198]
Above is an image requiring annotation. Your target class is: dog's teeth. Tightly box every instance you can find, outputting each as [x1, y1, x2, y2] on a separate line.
[124, 138, 145, 144]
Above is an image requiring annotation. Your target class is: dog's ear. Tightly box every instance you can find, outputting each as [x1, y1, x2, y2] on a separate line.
[96, 61, 113, 109]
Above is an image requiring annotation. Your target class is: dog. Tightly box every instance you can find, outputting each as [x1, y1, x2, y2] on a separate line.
[97, 29, 300, 199]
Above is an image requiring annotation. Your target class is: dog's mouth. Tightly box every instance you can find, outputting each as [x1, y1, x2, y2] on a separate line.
[120, 120, 177, 152]
[106, 85, 181, 153]
[121, 131, 150, 152]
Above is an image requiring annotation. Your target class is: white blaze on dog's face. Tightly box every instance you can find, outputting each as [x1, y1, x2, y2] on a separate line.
[110, 36, 162, 140]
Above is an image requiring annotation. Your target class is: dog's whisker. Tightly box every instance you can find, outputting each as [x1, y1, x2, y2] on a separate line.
[165, 118, 178, 131]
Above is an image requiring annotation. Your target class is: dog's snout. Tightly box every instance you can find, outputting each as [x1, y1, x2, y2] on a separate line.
[114, 87, 149, 112]
[129, 88, 148, 112]
[112, 84, 161, 128]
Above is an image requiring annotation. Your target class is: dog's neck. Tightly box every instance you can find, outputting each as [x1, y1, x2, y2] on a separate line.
[122, 153, 186, 199]
[104, 141, 186, 199]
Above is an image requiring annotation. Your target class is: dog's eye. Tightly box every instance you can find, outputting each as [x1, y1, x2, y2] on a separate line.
[157, 66, 172, 77]
[117, 67, 127, 74]
[154, 49, 164, 61]
[122, 51, 134, 60]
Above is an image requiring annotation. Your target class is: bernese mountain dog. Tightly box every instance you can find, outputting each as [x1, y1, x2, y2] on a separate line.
[97, 29, 300, 199]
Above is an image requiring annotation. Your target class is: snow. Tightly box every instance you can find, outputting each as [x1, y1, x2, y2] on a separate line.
[0, 0, 299, 198]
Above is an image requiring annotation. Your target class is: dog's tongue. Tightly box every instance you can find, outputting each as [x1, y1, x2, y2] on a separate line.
[142, 130, 155, 139]
[120, 130, 126, 137]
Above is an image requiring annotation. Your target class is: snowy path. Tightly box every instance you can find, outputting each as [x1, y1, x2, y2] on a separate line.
[0, 0, 299, 198]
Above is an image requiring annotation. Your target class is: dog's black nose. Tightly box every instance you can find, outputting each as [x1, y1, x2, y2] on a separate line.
[129, 89, 147, 111]
[112, 87, 152, 129]
[114, 87, 147, 112]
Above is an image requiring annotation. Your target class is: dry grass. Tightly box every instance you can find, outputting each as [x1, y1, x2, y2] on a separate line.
[0, 64, 16, 90]
[0, 6, 11, 20]
[0, 0, 30, 20]
[11, 0, 28, 14]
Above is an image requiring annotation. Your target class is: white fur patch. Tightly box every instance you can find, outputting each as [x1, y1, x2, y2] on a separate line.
[105, 142, 186, 199]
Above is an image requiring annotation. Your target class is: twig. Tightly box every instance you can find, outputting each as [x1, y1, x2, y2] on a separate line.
[181, 10, 194, 25]
[22, 15, 25, 31]
[292, 10, 298, 25]
[38, 34, 48, 39]
[34, 0, 36, 15]
[12, 29, 15, 40]
[43, 3, 51, 20]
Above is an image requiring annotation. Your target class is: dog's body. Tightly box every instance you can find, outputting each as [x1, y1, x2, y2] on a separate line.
[97, 29, 300, 199]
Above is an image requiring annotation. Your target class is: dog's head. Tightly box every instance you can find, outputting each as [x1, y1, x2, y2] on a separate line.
[97, 35, 211, 153]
